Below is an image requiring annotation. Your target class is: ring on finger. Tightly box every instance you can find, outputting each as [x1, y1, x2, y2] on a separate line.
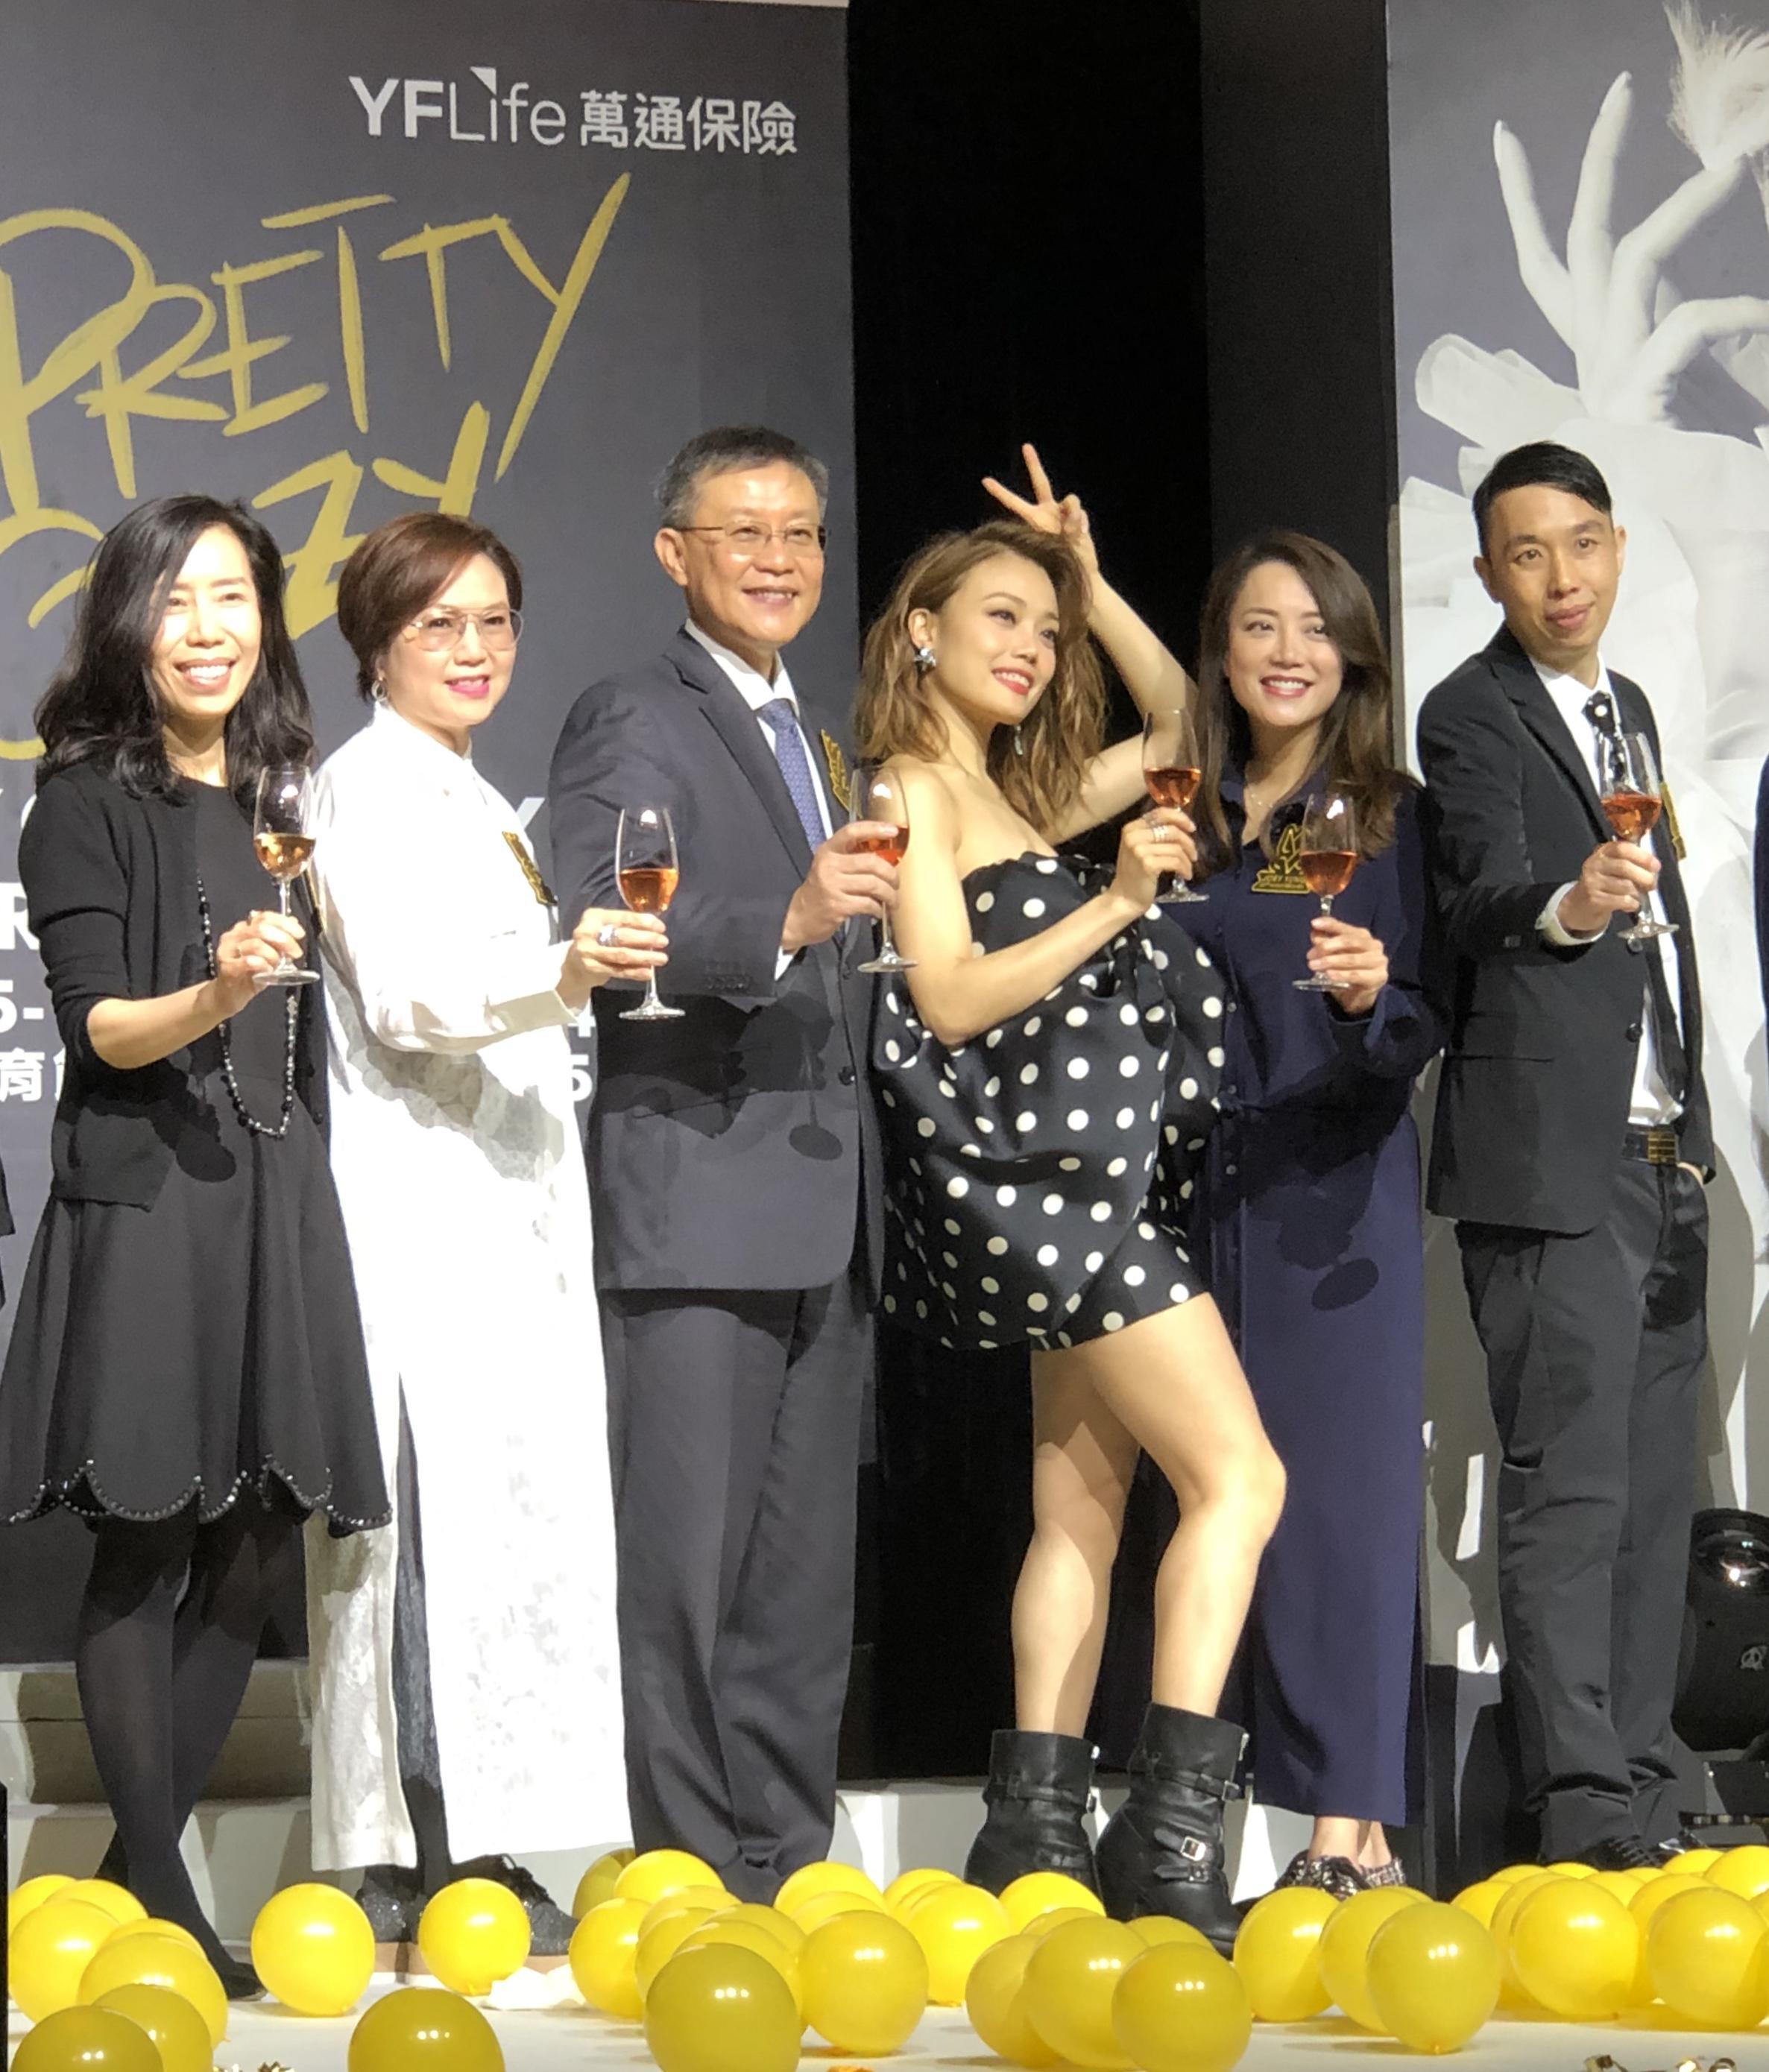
[596, 923, 619, 949]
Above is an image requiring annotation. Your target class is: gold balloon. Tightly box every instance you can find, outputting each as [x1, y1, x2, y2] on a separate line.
[1629, 1872, 1708, 2005]
[1486, 1862, 1544, 1885]
[774, 1859, 881, 1917]
[799, 1907, 928, 2053]
[613, 1848, 719, 1907]
[417, 1877, 531, 1996]
[1585, 1869, 1644, 1907]
[250, 1881, 376, 2016]
[1364, 1901, 1501, 2053]
[644, 1942, 801, 2072]
[905, 1879, 1012, 2004]
[347, 1984, 505, 2070]
[884, 1866, 959, 1915]
[1021, 1914, 1141, 2070]
[965, 1933, 1061, 2070]
[1022, 1904, 1100, 1941]
[638, 1887, 731, 1940]
[1667, 1845, 1724, 1874]
[77, 1929, 227, 2048]
[1111, 1941, 1252, 2072]
[634, 1907, 724, 2001]
[7, 1873, 75, 1937]
[789, 1887, 886, 1937]
[11, 2006, 163, 2072]
[1000, 1870, 1106, 1932]
[1486, 1868, 1562, 2005]
[1448, 1880, 1504, 1930]
[1508, 1876, 1638, 2020]
[568, 1896, 648, 2019]
[1127, 1915, 1211, 1950]
[57, 1880, 148, 1926]
[10, 1900, 135, 2024]
[723, 1902, 806, 1953]
[1316, 1886, 1428, 2031]
[1231, 1886, 1337, 2023]
[1708, 1842, 1769, 1899]
[1647, 1886, 1769, 2028]
[573, 1846, 636, 1918]
[678, 1917, 803, 2014]
[100, 1918, 205, 1959]
[1539, 1860, 1597, 1880]
[93, 1981, 214, 2072]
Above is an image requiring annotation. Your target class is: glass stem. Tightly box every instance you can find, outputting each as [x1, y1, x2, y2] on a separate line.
[278, 879, 294, 969]
[1320, 895, 1334, 919]
[878, 908, 898, 959]
[643, 969, 662, 1012]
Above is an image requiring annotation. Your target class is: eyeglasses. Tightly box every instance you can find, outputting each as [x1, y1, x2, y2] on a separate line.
[677, 522, 828, 559]
[403, 607, 524, 653]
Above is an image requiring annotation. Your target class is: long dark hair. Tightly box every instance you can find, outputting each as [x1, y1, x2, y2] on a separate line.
[1191, 530, 1407, 878]
[854, 520, 1105, 836]
[35, 496, 313, 803]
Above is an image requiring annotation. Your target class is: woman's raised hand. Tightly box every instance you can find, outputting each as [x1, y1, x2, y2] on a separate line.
[982, 442, 1100, 578]
[1112, 807, 1196, 912]
[560, 909, 669, 1011]
[208, 911, 305, 1017]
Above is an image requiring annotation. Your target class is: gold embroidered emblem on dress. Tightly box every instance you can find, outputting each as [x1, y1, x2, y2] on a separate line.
[1251, 820, 1311, 894]
[1659, 780, 1688, 860]
[821, 730, 853, 813]
[502, 830, 555, 906]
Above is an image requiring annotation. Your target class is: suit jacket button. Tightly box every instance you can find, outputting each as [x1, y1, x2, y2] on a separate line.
[1626, 1022, 1642, 1041]
[839, 1064, 857, 1086]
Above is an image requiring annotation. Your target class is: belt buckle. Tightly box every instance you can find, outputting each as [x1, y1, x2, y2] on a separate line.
[1645, 1125, 1679, 1166]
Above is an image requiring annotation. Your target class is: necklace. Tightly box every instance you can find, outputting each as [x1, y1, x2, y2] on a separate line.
[195, 872, 300, 1140]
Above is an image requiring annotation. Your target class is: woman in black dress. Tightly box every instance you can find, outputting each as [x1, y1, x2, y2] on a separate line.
[0, 498, 388, 1989]
[858, 520, 1286, 1948]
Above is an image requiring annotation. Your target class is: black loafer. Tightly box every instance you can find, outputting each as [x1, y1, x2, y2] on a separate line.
[1571, 1835, 1659, 1872]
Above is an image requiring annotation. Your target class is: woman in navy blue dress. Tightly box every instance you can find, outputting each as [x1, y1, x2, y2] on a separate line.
[988, 451, 1442, 1893]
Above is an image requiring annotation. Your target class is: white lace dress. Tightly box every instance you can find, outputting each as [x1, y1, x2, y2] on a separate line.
[303, 704, 625, 1869]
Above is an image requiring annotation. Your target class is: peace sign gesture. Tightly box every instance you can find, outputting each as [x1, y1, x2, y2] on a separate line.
[981, 442, 1100, 578]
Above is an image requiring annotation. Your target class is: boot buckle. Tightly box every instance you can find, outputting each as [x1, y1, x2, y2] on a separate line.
[1177, 1836, 1215, 1865]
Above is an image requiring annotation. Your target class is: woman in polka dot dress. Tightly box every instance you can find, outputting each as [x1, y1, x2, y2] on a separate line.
[856, 517, 1286, 1950]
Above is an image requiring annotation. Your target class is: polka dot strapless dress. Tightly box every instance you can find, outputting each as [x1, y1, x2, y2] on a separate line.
[872, 850, 1224, 1351]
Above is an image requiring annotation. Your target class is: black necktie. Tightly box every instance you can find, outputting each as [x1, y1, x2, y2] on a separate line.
[1582, 686, 1688, 1102]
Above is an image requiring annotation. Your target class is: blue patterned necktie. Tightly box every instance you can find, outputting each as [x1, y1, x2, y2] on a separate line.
[757, 696, 826, 852]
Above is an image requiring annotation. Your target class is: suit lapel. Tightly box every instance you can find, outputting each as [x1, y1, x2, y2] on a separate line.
[1488, 627, 1608, 841]
[669, 629, 816, 875]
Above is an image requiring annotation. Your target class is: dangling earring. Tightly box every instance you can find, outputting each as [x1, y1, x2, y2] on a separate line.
[913, 644, 936, 673]
[1013, 724, 1026, 757]
[371, 677, 388, 703]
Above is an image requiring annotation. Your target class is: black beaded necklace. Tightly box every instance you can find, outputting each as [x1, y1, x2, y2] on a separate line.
[195, 871, 300, 1140]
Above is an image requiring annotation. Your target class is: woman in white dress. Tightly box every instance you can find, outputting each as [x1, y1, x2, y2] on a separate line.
[303, 513, 666, 1949]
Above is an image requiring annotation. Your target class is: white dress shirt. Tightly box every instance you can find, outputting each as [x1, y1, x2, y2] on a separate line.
[1533, 657, 1683, 1127]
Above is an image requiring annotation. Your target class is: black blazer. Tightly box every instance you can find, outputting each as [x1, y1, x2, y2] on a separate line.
[548, 630, 882, 1297]
[21, 763, 326, 1210]
[1417, 626, 1711, 1235]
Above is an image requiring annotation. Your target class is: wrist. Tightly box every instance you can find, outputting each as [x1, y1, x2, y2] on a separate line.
[1100, 885, 1147, 928]
[557, 952, 595, 1014]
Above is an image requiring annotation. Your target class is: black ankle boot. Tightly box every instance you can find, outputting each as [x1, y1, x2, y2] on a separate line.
[964, 1729, 1100, 1896]
[1095, 1705, 1245, 1953]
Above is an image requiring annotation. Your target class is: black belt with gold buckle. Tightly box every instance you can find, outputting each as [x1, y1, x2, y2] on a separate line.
[1623, 1125, 1680, 1166]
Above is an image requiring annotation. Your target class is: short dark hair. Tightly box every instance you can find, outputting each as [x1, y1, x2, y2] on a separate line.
[657, 426, 830, 529]
[1472, 441, 1613, 555]
[335, 513, 523, 701]
[36, 495, 313, 805]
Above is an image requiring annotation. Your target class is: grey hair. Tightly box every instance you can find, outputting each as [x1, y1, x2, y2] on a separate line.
[656, 425, 830, 528]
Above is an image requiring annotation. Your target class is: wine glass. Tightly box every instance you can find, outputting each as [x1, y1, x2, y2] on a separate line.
[1598, 730, 1677, 946]
[616, 805, 685, 1021]
[252, 766, 319, 988]
[851, 763, 915, 973]
[1293, 788, 1359, 992]
[1141, 707, 1205, 903]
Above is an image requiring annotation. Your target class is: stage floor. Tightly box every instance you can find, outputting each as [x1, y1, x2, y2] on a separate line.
[8, 1986, 1756, 2069]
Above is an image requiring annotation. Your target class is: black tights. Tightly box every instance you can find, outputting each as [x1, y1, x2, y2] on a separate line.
[79, 1493, 299, 1968]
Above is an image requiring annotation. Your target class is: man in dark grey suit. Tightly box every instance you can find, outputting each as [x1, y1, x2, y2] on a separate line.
[549, 426, 895, 1897]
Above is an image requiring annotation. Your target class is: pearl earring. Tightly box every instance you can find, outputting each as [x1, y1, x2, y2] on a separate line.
[913, 644, 936, 673]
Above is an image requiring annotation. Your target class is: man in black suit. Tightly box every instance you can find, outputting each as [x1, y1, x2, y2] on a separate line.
[549, 426, 895, 1898]
[1418, 441, 1712, 1870]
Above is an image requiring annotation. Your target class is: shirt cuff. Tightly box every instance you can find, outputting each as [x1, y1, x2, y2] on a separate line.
[1539, 883, 1606, 947]
[775, 946, 798, 980]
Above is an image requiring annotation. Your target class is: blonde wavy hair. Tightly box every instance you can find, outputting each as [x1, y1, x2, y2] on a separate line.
[854, 520, 1106, 836]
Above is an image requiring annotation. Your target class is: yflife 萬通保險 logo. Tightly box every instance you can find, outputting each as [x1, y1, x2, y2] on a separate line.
[348, 72, 800, 155]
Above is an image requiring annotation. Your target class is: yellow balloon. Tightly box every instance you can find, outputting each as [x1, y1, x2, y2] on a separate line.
[1111, 1941, 1252, 2072]
[417, 1877, 531, 1996]
[1022, 1904, 1100, 1941]
[1647, 1886, 1769, 2028]
[10, 1900, 133, 2024]
[569, 1896, 648, 2019]
[250, 1881, 376, 2016]
[1448, 1880, 1504, 1930]
[788, 1887, 886, 1936]
[1231, 1886, 1337, 2023]
[7, 1872, 75, 1936]
[1539, 1860, 1597, 1879]
[634, 1907, 724, 2001]
[613, 1848, 719, 1907]
[1486, 1862, 1545, 1885]
[1128, 1915, 1211, 1950]
[57, 1880, 148, 1925]
[1365, 1901, 1501, 2053]
[348, 1984, 504, 2070]
[1509, 1875, 1638, 2020]
[1000, 1870, 1106, 1931]
[638, 1886, 731, 1939]
[94, 1981, 215, 2072]
[644, 1942, 801, 2072]
[573, 1846, 636, 1917]
[1316, 1886, 1428, 2031]
[1586, 1870, 1644, 1907]
[77, 1930, 227, 2049]
[101, 1918, 205, 1959]
[678, 1917, 804, 2014]
[11, 2006, 163, 2072]
[1628, 1872, 1708, 2004]
[800, 1907, 928, 2053]
[905, 1878, 1012, 2004]
[1668, 1845, 1724, 1875]
[965, 1934, 1062, 2070]
[1021, 1914, 1141, 2070]
[884, 1866, 958, 1914]
[1486, 1868, 1562, 2002]
[723, 1902, 807, 1956]
[774, 1859, 881, 1917]
[1708, 1842, 1769, 1898]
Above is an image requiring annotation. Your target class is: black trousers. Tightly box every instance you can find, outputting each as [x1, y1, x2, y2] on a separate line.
[1457, 1160, 1708, 1859]
[600, 1267, 869, 1901]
